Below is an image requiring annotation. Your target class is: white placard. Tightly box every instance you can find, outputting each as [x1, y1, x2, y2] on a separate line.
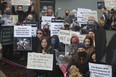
[89, 63, 112, 77]
[41, 16, 55, 29]
[50, 22, 64, 36]
[27, 53, 53, 71]
[58, 30, 71, 44]
[14, 26, 31, 37]
[77, 8, 91, 24]
[11, 0, 30, 5]
[58, 30, 85, 44]
[104, 0, 116, 10]
[77, 8, 98, 25]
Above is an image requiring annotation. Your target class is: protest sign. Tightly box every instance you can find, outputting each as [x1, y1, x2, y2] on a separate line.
[41, 16, 55, 29]
[58, 30, 71, 44]
[50, 22, 64, 36]
[77, 8, 98, 25]
[58, 30, 86, 44]
[104, 0, 116, 10]
[1, 15, 18, 26]
[77, 8, 91, 24]
[14, 26, 32, 51]
[27, 53, 53, 71]
[89, 63, 112, 77]
[11, 0, 30, 5]
[1, 26, 13, 45]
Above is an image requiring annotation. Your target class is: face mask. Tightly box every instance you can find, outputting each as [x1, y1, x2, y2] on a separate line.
[85, 44, 90, 48]
[27, 18, 33, 22]
[65, 13, 69, 16]
[4, 11, 11, 15]
[64, 24, 70, 29]
[51, 40, 56, 44]
[78, 51, 86, 57]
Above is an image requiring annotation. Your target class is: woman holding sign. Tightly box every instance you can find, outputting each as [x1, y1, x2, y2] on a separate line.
[36, 37, 58, 77]
[67, 43, 90, 77]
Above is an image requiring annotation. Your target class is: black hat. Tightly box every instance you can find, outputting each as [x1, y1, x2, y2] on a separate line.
[64, 17, 72, 24]
[77, 43, 86, 49]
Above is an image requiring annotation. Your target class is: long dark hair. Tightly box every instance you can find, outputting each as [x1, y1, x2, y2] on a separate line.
[38, 37, 50, 53]
[73, 50, 88, 64]
[84, 36, 93, 46]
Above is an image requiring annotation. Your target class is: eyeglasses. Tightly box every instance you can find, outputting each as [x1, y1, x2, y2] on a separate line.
[37, 33, 42, 35]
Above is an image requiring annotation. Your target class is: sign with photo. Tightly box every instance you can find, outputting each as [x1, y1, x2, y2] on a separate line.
[27, 53, 53, 71]
[58, 30, 86, 44]
[14, 26, 32, 51]
[1, 15, 18, 26]
[11, 0, 30, 5]
[89, 63, 112, 77]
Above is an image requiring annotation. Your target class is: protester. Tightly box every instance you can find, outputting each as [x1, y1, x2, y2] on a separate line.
[32, 29, 44, 52]
[0, 0, 8, 15]
[67, 43, 90, 77]
[43, 24, 50, 37]
[46, 6, 54, 16]
[23, 13, 34, 23]
[36, 37, 57, 77]
[110, 9, 116, 30]
[86, 30, 95, 45]
[90, 51, 96, 63]
[4, 6, 12, 15]
[64, 9, 70, 18]
[101, 6, 110, 29]
[63, 17, 73, 30]
[11, 2, 33, 22]
[83, 36, 95, 55]
[50, 35, 65, 52]
[72, 22, 81, 31]
[65, 34, 79, 61]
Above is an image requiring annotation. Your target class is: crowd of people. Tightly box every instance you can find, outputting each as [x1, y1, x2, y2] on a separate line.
[0, 0, 116, 77]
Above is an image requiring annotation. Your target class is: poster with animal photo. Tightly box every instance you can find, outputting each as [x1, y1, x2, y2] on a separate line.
[14, 26, 32, 51]
[1, 15, 18, 26]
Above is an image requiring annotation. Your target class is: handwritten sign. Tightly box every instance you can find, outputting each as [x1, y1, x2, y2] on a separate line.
[104, 0, 116, 10]
[27, 53, 53, 71]
[89, 63, 112, 77]
[11, 0, 30, 6]
[1, 26, 13, 45]
[58, 30, 86, 44]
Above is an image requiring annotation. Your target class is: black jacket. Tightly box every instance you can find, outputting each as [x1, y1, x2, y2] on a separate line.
[50, 35, 65, 52]
[12, 6, 31, 22]
[0, 2, 7, 14]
